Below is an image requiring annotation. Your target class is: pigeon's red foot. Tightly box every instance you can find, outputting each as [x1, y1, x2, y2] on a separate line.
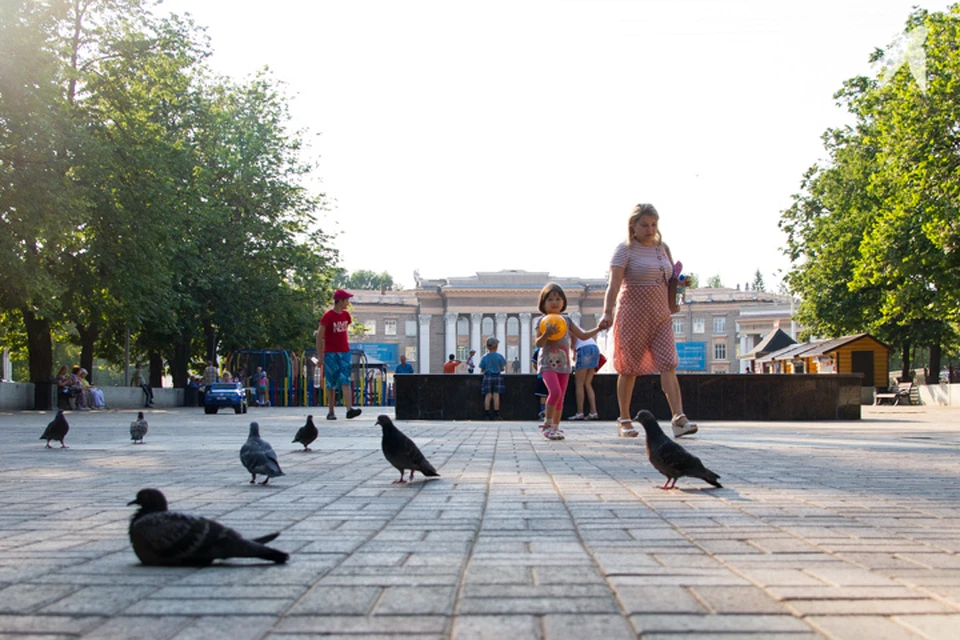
[392, 479, 407, 484]
[259, 478, 270, 485]
[303, 447, 311, 451]
[45, 443, 52, 448]
[60, 444, 69, 448]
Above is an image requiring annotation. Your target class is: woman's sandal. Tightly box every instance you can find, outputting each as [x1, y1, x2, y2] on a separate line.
[618, 418, 639, 438]
[671, 413, 698, 437]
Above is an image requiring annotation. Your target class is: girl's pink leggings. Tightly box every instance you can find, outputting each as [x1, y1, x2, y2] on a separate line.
[541, 370, 570, 409]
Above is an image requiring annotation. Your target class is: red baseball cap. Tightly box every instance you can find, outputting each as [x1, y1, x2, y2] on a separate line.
[333, 289, 353, 301]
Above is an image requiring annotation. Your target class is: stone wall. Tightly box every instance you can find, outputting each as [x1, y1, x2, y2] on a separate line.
[395, 373, 863, 421]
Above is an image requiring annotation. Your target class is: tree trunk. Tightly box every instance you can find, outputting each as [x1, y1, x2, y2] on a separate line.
[928, 344, 941, 384]
[168, 339, 191, 388]
[149, 351, 163, 388]
[23, 308, 54, 382]
[76, 322, 98, 384]
[204, 322, 217, 363]
[900, 340, 911, 381]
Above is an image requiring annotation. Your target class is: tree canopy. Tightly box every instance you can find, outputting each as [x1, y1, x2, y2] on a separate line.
[780, 5, 960, 379]
[0, 0, 338, 386]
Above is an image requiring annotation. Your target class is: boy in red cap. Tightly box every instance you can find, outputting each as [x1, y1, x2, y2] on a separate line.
[317, 289, 361, 420]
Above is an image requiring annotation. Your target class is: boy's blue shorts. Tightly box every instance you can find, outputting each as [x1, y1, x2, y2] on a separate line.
[324, 352, 352, 389]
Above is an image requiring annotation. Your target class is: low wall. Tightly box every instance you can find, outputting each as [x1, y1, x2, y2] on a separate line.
[917, 383, 960, 407]
[395, 373, 863, 421]
[0, 381, 35, 411]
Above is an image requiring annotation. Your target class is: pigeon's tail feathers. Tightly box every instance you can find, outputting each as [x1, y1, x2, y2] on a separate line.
[252, 532, 280, 545]
[694, 467, 722, 488]
[259, 546, 289, 564]
[419, 460, 440, 477]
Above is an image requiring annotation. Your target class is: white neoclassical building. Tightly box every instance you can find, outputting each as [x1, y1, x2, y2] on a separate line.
[348, 270, 798, 375]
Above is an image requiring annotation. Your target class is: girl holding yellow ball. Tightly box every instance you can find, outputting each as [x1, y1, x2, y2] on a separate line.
[534, 282, 603, 440]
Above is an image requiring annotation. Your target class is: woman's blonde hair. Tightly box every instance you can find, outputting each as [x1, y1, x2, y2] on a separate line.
[627, 203, 662, 245]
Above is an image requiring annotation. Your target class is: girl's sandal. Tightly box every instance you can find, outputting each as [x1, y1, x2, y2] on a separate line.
[617, 418, 639, 438]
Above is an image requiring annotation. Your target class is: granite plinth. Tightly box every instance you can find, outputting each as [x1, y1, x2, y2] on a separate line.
[394, 374, 862, 421]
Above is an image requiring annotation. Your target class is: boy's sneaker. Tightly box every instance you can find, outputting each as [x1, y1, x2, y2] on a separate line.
[568, 413, 585, 421]
[326, 412, 337, 420]
[537, 411, 545, 420]
[585, 413, 599, 420]
[346, 408, 362, 419]
[493, 412, 502, 420]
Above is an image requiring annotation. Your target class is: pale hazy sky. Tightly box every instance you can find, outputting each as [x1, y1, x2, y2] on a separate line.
[159, 0, 949, 290]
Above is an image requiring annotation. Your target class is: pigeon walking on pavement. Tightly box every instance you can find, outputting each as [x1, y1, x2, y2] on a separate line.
[292, 415, 318, 451]
[127, 488, 288, 566]
[40, 410, 69, 448]
[635, 410, 722, 490]
[240, 422, 284, 485]
[376, 414, 440, 484]
[130, 411, 148, 444]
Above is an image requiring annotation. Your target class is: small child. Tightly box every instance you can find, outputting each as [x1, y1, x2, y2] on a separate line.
[534, 282, 602, 440]
[479, 336, 506, 419]
[531, 347, 547, 420]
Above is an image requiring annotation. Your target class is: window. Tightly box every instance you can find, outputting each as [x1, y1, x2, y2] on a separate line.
[672, 318, 684, 336]
[507, 317, 519, 336]
[713, 316, 726, 334]
[364, 320, 376, 335]
[693, 317, 705, 334]
[405, 320, 417, 336]
[457, 316, 469, 336]
[714, 342, 726, 361]
[384, 319, 397, 336]
[482, 316, 494, 335]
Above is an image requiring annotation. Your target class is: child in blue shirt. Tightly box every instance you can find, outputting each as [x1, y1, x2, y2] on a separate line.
[479, 336, 507, 420]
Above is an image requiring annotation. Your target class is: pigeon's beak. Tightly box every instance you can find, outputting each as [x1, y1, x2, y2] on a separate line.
[127, 499, 140, 506]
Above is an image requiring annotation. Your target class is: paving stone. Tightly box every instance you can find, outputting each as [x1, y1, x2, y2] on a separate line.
[807, 615, 927, 640]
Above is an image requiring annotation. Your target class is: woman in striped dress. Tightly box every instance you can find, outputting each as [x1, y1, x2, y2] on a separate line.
[598, 203, 698, 439]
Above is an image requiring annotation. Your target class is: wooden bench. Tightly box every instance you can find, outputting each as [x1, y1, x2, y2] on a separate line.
[874, 381, 914, 405]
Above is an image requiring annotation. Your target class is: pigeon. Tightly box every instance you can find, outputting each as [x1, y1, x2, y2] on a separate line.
[240, 422, 284, 485]
[635, 410, 722, 490]
[130, 411, 148, 444]
[127, 488, 288, 566]
[40, 410, 69, 448]
[376, 414, 440, 484]
[292, 415, 318, 451]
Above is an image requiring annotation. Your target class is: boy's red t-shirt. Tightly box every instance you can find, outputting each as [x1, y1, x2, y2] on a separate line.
[320, 309, 351, 353]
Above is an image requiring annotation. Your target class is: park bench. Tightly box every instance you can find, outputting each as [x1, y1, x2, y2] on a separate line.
[874, 381, 914, 406]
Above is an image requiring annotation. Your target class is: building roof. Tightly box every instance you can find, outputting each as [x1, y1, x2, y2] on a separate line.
[758, 333, 892, 363]
[742, 328, 797, 360]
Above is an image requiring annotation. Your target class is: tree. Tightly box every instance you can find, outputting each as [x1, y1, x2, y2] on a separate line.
[751, 269, 766, 292]
[706, 275, 724, 288]
[334, 269, 398, 291]
[780, 6, 960, 377]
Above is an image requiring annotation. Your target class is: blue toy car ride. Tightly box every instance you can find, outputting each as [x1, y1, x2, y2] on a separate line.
[204, 382, 248, 414]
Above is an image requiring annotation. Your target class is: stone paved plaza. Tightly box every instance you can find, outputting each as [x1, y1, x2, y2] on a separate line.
[1, 404, 959, 639]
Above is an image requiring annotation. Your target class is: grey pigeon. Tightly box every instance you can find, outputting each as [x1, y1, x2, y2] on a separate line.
[292, 415, 318, 451]
[40, 410, 69, 448]
[240, 422, 284, 485]
[127, 488, 288, 566]
[130, 411, 148, 444]
[376, 414, 439, 484]
[635, 410, 722, 490]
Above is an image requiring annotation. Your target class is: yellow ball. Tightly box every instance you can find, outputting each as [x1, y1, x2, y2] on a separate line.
[540, 314, 567, 341]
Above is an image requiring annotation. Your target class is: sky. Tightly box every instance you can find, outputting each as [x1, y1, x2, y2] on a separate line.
[158, 0, 952, 291]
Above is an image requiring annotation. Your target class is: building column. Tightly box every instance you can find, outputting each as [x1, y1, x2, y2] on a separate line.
[444, 312, 458, 364]
[418, 314, 432, 374]
[495, 313, 507, 354]
[519, 312, 532, 373]
[470, 313, 482, 359]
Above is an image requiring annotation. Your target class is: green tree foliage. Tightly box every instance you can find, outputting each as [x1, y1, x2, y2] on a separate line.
[333, 269, 398, 291]
[751, 269, 766, 292]
[780, 6, 960, 379]
[706, 275, 724, 288]
[0, 0, 338, 386]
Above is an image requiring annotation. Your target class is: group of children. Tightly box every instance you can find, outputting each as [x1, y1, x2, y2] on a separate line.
[319, 283, 602, 439]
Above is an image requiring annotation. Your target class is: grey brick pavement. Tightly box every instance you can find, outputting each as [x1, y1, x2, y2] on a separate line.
[1, 404, 959, 639]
